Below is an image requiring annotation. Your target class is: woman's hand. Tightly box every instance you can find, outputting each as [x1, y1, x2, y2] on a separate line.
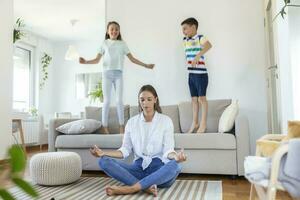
[146, 64, 155, 69]
[90, 145, 105, 157]
[175, 149, 187, 163]
[79, 57, 86, 64]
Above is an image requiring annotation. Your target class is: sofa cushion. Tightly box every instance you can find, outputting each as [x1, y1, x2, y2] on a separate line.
[129, 105, 181, 133]
[55, 134, 123, 149]
[178, 99, 232, 133]
[56, 119, 101, 134]
[219, 100, 239, 133]
[85, 105, 130, 133]
[55, 133, 236, 150]
[174, 133, 236, 150]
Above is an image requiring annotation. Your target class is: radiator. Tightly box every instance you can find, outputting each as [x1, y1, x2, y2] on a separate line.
[22, 119, 39, 145]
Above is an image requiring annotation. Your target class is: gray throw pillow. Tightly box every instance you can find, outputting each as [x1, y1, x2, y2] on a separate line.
[56, 119, 101, 134]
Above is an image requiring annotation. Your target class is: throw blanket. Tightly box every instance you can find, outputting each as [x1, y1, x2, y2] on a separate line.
[279, 139, 300, 198]
[244, 139, 300, 198]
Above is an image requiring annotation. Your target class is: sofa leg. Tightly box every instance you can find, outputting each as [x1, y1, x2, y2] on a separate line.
[229, 175, 238, 180]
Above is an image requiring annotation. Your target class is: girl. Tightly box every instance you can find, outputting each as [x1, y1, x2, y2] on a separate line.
[90, 85, 186, 196]
[79, 21, 154, 134]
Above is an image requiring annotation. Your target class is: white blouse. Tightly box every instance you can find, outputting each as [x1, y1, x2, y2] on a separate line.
[118, 112, 176, 169]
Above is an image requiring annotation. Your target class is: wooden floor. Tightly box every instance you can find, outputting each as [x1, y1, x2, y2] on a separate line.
[1, 146, 293, 200]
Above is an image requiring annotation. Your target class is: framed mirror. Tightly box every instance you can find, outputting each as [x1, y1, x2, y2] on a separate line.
[75, 72, 102, 99]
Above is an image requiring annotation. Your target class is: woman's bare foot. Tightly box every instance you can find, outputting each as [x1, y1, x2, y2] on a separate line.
[187, 124, 199, 133]
[144, 185, 158, 197]
[119, 125, 124, 134]
[105, 185, 139, 196]
[101, 126, 110, 134]
[196, 124, 206, 133]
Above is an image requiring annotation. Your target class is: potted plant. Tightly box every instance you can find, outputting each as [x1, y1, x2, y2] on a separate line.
[88, 81, 103, 104]
[274, 0, 300, 20]
[0, 145, 38, 200]
[39, 53, 52, 90]
[13, 18, 25, 43]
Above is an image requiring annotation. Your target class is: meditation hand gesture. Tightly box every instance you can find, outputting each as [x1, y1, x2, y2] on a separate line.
[90, 145, 105, 157]
[175, 148, 187, 163]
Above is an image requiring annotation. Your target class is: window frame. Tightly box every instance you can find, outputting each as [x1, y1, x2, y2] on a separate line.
[13, 43, 37, 113]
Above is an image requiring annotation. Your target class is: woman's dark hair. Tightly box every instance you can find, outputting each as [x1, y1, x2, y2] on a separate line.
[138, 85, 162, 113]
[105, 21, 122, 40]
[181, 17, 198, 30]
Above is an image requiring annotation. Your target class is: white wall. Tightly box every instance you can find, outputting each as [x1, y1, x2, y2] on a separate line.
[106, 0, 269, 153]
[50, 41, 103, 116]
[0, 0, 13, 159]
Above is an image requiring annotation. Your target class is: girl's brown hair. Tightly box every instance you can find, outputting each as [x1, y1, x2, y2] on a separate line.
[105, 21, 122, 40]
[138, 85, 162, 113]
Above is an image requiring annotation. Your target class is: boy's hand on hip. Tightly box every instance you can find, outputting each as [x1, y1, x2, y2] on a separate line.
[192, 55, 200, 67]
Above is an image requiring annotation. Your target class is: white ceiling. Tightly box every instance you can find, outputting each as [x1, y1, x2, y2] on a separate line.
[14, 0, 106, 42]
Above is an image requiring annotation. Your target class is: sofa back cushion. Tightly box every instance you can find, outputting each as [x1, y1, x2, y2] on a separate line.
[129, 105, 181, 133]
[178, 99, 231, 133]
[85, 105, 130, 133]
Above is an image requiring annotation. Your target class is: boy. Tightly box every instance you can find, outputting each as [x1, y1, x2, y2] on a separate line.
[181, 17, 212, 133]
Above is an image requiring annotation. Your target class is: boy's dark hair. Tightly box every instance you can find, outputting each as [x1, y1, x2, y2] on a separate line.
[105, 21, 122, 40]
[181, 17, 198, 29]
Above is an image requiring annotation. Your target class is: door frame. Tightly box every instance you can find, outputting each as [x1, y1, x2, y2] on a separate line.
[263, 0, 282, 134]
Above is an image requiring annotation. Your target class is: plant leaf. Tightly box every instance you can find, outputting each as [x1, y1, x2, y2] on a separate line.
[0, 189, 15, 200]
[8, 145, 26, 173]
[12, 178, 38, 197]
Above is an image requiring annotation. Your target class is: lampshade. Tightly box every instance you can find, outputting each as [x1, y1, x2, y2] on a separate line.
[65, 45, 79, 61]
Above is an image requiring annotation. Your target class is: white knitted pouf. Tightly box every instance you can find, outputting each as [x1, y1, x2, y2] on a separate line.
[30, 152, 82, 186]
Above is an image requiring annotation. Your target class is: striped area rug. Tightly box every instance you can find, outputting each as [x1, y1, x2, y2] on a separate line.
[9, 177, 222, 200]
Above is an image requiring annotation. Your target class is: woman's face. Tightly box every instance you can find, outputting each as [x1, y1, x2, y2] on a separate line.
[107, 24, 120, 40]
[139, 91, 157, 113]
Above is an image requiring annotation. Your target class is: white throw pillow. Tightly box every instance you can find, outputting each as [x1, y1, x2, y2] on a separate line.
[56, 119, 101, 134]
[218, 100, 239, 133]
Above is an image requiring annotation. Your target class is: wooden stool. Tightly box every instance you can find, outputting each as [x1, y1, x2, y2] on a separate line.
[12, 119, 27, 156]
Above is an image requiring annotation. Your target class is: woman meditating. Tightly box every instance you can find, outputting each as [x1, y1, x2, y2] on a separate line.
[90, 85, 187, 196]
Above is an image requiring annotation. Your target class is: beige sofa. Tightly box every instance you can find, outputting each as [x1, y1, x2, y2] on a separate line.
[49, 99, 250, 176]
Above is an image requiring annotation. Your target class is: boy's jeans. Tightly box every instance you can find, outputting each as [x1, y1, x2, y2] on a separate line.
[98, 156, 182, 190]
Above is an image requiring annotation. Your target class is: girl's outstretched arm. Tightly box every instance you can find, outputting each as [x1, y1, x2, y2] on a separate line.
[127, 53, 154, 69]
[79, 53, 102, 64]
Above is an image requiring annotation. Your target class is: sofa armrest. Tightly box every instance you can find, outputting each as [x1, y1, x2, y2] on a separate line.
[235, 114, 250, 176]
[48, 118, 80, 152]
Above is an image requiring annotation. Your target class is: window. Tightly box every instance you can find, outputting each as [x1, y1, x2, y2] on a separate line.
[13, 45, 35, 112]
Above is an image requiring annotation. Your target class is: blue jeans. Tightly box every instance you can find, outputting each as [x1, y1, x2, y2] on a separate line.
[102, 70, 124, 126]
[98, 156, 182, 190]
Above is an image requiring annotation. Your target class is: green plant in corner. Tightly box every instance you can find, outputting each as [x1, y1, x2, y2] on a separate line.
[88, 81, 103, 103]
[39, 53, 52, 90]
[29, 107, 38, 117]
[0, 145, 38, 200]
[274, 0, 300, 20]
[13, 18, 25, 43]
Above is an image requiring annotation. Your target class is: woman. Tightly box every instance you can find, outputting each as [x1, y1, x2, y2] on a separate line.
[90, 85, 187, 196]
